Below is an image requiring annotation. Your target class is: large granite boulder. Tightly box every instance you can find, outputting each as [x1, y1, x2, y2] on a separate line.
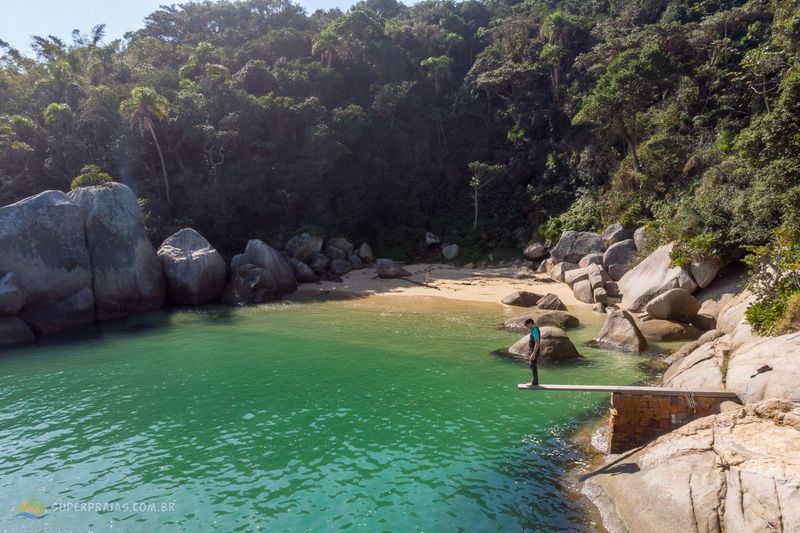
[726, 332, 800, 403]
[324, 244, 348, 261]
[508, 326, 580, 361]
[504, 311, 579, 332]
[550, 231, 605, 264]
[601, 223, 631, 248]
[234, 239, 298, 296]
[638, 319, 703, 342]
[633, 226, 648, 251]
[19, 287, 95, 335]
[644, 288, 701, 322]
[573, 280, 594, 303]
[550, 262, 578, 282]
[693, 271, 747, 330]
[221, 264, 281, 305]
[618, 243, 697, 312]
[583, 400, 800, 533]
[564, 267, 589, 287]
[579, 252, 604, 268]
[327, 237, 354, 255]
[523, 242, 547, 259]
[590, 308, 648, 353]
[69, 183, 164, 320]
[348, 254, 364, 270]
[442, 244, 459, 260]
[663, 337, 726, 389]
[602, 239, 637, 281]
[330, 258, 353, 277]
[501, 291, 541, 307]
[537, 293, 567, 311]
[284, 232, 323, 263]
[288, 258, 319, 283]
[375, 259, 411, 279]
[690, 257, 723, 289]
[157, 228, 226, 305]
[0, 273, 25, 317]
[358, 243, 374, 264]
[308, 253, 330, 275]
[0, 190, 93, 327]
[0, 317, 35, 346]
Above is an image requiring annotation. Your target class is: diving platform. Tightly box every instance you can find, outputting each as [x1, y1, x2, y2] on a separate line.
[517, 383, 740, 398]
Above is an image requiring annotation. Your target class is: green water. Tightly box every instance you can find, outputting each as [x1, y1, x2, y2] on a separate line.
[0, 297, 648, 532]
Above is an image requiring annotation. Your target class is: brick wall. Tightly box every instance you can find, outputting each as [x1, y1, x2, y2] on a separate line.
[607, 393, 732, 453]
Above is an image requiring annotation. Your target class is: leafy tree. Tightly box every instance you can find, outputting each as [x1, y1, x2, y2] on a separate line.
[70, 164, 113, 189]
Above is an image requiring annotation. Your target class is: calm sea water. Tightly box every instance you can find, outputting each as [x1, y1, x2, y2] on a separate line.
[0, 296, 648, 532]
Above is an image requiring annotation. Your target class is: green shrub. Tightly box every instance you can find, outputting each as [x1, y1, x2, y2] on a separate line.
[70, 165, 113, 190]
[540, 190, 602, 243]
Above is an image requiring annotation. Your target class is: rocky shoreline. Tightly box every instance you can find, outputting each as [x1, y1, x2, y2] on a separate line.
[504, 226, 800, 533]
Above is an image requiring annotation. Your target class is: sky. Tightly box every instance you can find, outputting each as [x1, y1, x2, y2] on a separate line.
[0, 0, 361, 56]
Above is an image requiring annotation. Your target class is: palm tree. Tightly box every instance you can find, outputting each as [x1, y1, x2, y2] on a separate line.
[119, 87, 172, 206]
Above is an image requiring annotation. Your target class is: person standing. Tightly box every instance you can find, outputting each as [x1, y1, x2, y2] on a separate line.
[524, 318, 541, 386]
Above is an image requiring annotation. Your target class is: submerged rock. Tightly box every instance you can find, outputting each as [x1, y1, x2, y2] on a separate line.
[158, 228, 226, 305]
[69, 183, 164, 320]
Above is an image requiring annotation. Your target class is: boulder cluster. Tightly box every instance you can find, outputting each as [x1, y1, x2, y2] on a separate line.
[0, 184, 403, 346]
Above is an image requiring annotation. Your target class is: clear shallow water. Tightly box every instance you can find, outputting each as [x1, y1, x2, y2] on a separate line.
[0, 297, 648, 532]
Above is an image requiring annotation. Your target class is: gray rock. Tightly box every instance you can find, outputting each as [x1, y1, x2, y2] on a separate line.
[564, 267, 589, 287]
[330, 259, 353, 276]
[664, 329, 724, 368]
[0, 190, 93, 316]
[587, 263, 609, 291]
[591, 308, 648, 353]
[605, 281, 620, 298]
[602, 239, 637, 281]
[424, 232, 440, 246]
[284, 232, 323, 262]
[288, 258, 319, 283]
[442, 244, 459, 260]
[618, 243, 697, 311]
[601, 223, 631, 248]
[583, 400, 800, 533]
[348, 254, 364, 270]
[537, 293, 567, 311]
[375, 259, 411, 279]
[690, 257, 723, 289]
[523, 242, 547, 259]
[644, 288, 701, 322]
[236, 239, 298, 296]
[327, 237, 354, 255]
[230, 253, 245, 272]
[501, 291, 542, 307]
[504, 311, 579, 331]
[633, 226, 648, 251]
[727, 332, 800, 403]
[513, 267, 537, 279]
[0, 273, 25, 316]
[308, 253, 330, 275]
[221, 263, 281, 306]
[541, 258, 555, 274]
[550, 230, 605, 264]
[0, 317, 35, 346]
[20, 287, 95, 335]
[579, 252, 604, 268]
[358, 243, 374, 264]
[508, 326, 580, 361]
[592, 302, 606, 313]
[593, 287, 608, 305]
[573, 280, 594, 303]
[157, 228, 226, 305]
[550, 262, 579, 282]
[325, 244, 348, 261]
[69, 183, 164, 320]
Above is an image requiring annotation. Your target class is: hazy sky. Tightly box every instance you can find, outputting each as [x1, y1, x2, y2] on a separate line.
[0, 0, 365, 56]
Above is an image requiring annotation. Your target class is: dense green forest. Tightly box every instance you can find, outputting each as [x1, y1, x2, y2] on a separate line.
[0, 0, 798, 265]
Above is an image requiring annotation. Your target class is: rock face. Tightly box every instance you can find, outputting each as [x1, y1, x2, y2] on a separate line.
[375, 259, 411, 279]
[537, 293, 567, 311]
[601, 223, 631, 248]
[591, 309, 648, 353]
[0, 190, 94, 327]
[602, 239, 637, 281]
[550, 231, 605, 264]
[663, 337, 725, 389]
[523, 243, 546, 259]
[644, 288, 701, 322]
[235, 239, 298, 296]
[69, 183, 164, 320]
[0, 273, 26, 316]
[501, 291, 541, 307]
[19, 287, 95, 335]
[583, 400, 800, 533]
[504, 311, 579, 331]
[0, 317, 35, 346]
[508, 326, 580, 361]
[618, 243, 697, 312]
[690, 257, 723, 289]
[442, 244, 459, 259]
[726, 332, 800, 403]
[284, 233, 323, 262]
[157, 228, 226, 305]
[550, 262, 578, 282]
